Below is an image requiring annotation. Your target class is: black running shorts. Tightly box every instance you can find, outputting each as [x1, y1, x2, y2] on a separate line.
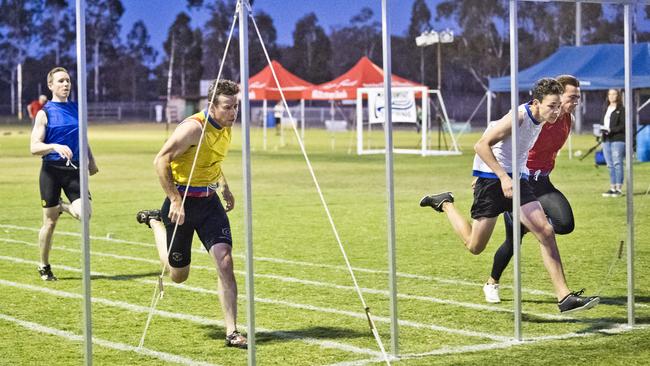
[160, 194, 232, 268]
[470, 177, 537, 219]
[39, 160, 83, 208]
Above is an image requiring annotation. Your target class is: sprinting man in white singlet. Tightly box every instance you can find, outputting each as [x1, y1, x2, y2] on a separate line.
[420, 78, 599, 314]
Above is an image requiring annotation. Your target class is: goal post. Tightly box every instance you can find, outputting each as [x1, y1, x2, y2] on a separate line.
[356, 86, 461, 156]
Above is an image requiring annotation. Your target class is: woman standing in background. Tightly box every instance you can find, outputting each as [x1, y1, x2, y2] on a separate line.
[601, 89, 626, 197]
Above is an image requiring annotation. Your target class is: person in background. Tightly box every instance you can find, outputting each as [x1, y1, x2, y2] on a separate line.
[30, 67, 99, 281]
[28, 95, 48, 122]
[273, 100, 283, 135]
[600, 89, 626, 197]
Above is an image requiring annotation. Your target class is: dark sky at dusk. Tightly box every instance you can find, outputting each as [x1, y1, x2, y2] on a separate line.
[120, 0, 453, 52]
[119, 0, 649, 60]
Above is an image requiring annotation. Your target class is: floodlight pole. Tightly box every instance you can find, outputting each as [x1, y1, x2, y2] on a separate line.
[166, 35, 175, 135]
[623, 3, 635, 327]
[75, 0, 93, 364]
[17, 64, 22, 120]
[239, 1, 256, 364]
[509, 0, 523, 342]
[381, 0, 399, 356]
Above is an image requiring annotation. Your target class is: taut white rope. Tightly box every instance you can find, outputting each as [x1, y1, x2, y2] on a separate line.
[247, 4, 392, 365]
[138, 3, 240, 349]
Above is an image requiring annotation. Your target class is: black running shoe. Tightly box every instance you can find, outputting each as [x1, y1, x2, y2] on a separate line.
[558, 289, 600, 313]
[225, 330, 247, 349]
[38, 264, 57, 281]
[419, 192, 454, 212]
[136, 209, 161, 228]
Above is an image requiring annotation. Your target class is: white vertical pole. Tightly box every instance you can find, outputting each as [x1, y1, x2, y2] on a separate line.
[381, 0, 398, 356]
[574, 0, 583, 136]
[11, 68, 15, 115]
[422, 90, 428, 155]
[17, 64, 23, 120]
[486, 90, 492, 125]
[301, 98, 305, 139]
[262, 99, 267, 150]
[356, 91, 363, 154]
[509, 0, 522, 342]
[75, 0, 93, 364]
[623, 3, 635, 327]
[239, 1, 255, 364]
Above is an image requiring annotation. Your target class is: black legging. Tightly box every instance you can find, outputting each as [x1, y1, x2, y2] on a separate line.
[490, 175, 574, 281]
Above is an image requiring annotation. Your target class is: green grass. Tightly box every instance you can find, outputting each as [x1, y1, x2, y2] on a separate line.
[0, 122, 649, 365]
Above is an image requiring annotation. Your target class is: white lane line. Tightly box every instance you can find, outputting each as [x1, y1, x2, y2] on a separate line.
[326, 324, 650, 366]
[0, 237, 570, 321]
[0, 247, 507, 342]
[148, 280, 509, 342]
[0, 312, 220, 366]
[0, 224, 556, 297]
[0, 277, 384, 358]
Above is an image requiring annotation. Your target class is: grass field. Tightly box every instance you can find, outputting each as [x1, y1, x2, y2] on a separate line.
[1, 122, 649, 365]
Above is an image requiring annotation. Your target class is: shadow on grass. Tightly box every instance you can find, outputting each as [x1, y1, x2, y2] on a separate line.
[204, 325, 370, 345]
[57, 271, 160, 281]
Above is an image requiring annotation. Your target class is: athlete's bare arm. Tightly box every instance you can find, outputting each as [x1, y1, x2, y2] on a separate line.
[153, 120, 202, 225]
[30, 110, 72, 159]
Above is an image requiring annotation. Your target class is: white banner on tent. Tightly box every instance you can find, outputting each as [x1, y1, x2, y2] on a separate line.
[368, 89, 416, 123]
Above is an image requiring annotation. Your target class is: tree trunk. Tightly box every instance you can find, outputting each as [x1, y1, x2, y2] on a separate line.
[94, 41, 100, 102]
[132, 71, 136, 103]
[181, 58, 186, 96]
[11, 67, 15, 115]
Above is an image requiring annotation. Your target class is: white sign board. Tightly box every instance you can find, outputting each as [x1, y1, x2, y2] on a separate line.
[368, 90, 417, 123]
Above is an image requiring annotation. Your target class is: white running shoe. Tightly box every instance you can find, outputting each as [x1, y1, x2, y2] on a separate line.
[483, 283, 501, 303]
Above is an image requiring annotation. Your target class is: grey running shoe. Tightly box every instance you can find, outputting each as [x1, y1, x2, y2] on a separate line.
[558, 289, 600, 313]
[38, 264, 57, 281]
[419, 192, 454, 212]
[136, 209, 161, 228]
[225, 330, 247, 349]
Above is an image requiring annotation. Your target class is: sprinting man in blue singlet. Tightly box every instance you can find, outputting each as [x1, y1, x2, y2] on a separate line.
[420, 78, 598, 314]
[30, 67, 99, 281]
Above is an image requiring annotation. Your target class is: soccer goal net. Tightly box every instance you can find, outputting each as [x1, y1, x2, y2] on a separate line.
[356, 86, 461, 156]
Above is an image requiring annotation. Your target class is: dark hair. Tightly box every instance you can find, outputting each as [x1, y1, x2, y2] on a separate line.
[531, 77, 563, 102]
[207, 79, 239, 104]
[47, 67, 69, 85]
[606, 88, 623, 107]
[555, 74, 580, 89]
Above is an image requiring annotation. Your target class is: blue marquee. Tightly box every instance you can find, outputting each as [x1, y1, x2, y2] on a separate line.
[489, 43, 650, 92]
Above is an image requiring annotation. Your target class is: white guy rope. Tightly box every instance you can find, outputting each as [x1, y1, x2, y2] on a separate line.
[138, 3, 240, 349]
[247, 4, 392, 365]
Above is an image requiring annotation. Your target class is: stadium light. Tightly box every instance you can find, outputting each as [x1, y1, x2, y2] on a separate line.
[415, 29, 454, 90]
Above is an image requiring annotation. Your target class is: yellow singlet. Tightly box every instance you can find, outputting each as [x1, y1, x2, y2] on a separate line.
[170, 110, 231, 187]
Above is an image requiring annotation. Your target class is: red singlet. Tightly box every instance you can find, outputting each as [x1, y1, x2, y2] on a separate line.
[526, 113, 572, 174]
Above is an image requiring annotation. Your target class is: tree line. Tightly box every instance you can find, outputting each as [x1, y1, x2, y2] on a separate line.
[1, 0, 649, 106]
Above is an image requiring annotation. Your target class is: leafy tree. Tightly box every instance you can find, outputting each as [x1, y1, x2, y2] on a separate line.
[407, 0, 432, 41]
[38, 0, 75, 65]
[329, 7, 381, 76]
[287, 13, 331, 84]
[436, 0, 509, 91]
[86, 0, 124, 101]
[203, 0, 239, 80]
[248, 10, 279, 75]
[161, 12, 203, 96]
[122, 20, 157, 102]
[0, 0, 42, 112]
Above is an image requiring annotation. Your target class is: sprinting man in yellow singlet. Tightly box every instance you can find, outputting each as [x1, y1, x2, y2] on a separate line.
[136, 79, 247, 349]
